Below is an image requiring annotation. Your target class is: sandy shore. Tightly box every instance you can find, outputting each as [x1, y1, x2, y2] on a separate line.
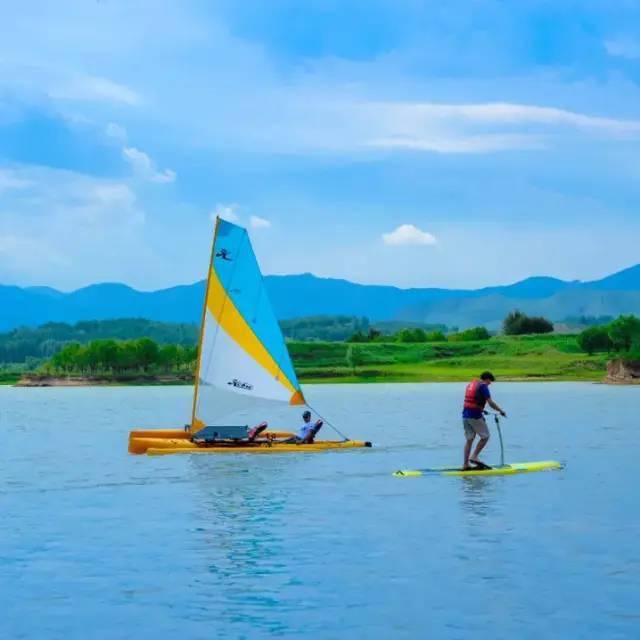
[15, 374, 193, 387]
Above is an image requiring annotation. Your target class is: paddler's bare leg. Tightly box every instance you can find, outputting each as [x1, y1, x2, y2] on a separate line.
[463, 436, 474, 469]
[470, 436, 489, 464]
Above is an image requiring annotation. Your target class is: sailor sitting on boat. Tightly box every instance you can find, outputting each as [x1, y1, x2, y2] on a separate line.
[298, 410, 323, 443]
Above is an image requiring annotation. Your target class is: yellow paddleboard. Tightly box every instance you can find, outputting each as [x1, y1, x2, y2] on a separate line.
[393, 460, 563, 477]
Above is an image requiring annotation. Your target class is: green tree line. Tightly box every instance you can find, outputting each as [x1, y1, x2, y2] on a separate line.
[347, 309, 559, 344]
[45, 338, 197, 376]
[348, 326, 490, 344]
[577, 315, 640, 356]
[281, 315, 370, 341]
[0, 319, 198, 365]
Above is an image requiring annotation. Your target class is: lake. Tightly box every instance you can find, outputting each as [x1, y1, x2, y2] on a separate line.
[1, 382, 638, 639]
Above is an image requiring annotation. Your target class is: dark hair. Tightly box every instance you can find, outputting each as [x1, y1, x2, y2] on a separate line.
[303, 410, 312, 419]
[480, 371, 495, 381]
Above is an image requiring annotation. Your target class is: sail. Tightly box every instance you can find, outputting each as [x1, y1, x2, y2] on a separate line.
[191, 218, 305, 431]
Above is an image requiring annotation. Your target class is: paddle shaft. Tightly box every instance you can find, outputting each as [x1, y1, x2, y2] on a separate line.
[493, 413, 505, 467]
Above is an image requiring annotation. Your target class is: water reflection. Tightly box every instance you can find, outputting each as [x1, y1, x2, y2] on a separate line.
[458, 476, 496, 519]
[183, 456, 298, 635]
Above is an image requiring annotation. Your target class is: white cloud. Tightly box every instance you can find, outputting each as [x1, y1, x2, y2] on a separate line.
[250, 215, 271, 229]
[359, 101, 640, 153]
[0, 234, 71, 270]
[105, 122, 128, 142]
[0, 169, 32, 192]
[2, 2, 639, 159]
[0, 165, 149, 286]
[382, 224, 437, 246]
[49, 74, 141, 106]
[209, 204, 269, 228]
[370, 133, 546, 153]
[605, 38, 640, 60]
[122, 146, 153, 173]
[151, 169, 176, 184]
[122, 147, 176, 183]
[178, 95, 640, 155]
[384, 102, 640, 131]
[211, 203, 239, 223]
[84, 183, 140, 220]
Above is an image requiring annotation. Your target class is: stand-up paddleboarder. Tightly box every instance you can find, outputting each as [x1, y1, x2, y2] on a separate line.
[462, 371, 506, 469]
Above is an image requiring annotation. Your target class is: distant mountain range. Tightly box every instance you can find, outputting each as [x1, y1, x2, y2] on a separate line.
[1, 264, 639, 331]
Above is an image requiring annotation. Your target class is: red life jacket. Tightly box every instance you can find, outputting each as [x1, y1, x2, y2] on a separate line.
[463, 380, 486, 412]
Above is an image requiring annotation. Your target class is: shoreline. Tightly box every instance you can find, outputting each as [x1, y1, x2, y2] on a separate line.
[13, 374, 192, 387]
[10, 373, 630, 387]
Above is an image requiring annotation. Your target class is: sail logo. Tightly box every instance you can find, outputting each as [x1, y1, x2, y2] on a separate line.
[228, 378, 254, 391]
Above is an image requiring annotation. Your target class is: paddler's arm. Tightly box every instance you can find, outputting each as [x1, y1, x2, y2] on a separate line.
[487, 398, 507, 417]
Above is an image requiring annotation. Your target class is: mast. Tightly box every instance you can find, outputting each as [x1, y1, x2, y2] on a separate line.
[190, 215, 220, 431]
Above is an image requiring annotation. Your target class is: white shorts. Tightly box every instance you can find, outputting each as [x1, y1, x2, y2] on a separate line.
[463, 417, 490, 440]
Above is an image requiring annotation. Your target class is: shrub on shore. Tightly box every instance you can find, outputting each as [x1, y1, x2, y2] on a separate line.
[503, 310, 554, 335]
[448, 327, 490, 342]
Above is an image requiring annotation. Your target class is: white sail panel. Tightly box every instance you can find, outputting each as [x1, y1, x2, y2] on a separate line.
[199, 309, 295, 403]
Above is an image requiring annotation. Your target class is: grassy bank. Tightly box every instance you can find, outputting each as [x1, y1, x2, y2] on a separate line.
[0, 372, 21, 385]
[290, 334, 608, 383]
[10, 333, 609, 385]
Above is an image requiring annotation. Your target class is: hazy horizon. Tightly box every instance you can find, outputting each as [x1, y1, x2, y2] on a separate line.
[7, 259, 638, 295]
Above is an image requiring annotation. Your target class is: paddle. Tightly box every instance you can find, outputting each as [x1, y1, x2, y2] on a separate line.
[487, 411, 506, 467]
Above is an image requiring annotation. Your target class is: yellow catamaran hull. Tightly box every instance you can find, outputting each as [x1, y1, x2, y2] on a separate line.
[130, 429, 292, 454]
[129, 430, 371, 455]
[129, 429, 371, 456]
[146, 440, 371, 455]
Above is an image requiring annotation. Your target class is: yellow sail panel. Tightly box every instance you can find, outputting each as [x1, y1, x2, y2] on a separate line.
[206, 265, 300, 397]
[198, 308, 298, 402]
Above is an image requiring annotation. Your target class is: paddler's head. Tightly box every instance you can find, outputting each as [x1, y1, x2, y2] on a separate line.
[302, 410, 312, 422]
[480, 371, 495, 385]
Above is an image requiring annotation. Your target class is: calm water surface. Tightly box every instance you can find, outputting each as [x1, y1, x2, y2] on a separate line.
[1, 383, 638, 639]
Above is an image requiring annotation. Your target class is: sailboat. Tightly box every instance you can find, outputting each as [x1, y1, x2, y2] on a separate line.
[128, 217, 372, 455]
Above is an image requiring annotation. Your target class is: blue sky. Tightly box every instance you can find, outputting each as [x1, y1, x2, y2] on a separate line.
[1, 0, 639, 290]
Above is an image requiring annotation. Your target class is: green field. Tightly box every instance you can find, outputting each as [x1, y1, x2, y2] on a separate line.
[2, 333, 611, 385]
[289, 334, 608, 383]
